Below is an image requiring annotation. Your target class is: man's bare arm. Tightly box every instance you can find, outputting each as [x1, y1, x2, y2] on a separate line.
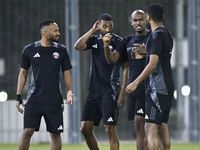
[74, 21, 100, 51]
[117, 62, 128, 108]
[16, 68, 28, 113]
[63, 70, 74, 104]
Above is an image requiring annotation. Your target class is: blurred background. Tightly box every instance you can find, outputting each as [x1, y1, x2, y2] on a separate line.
[0, 0, 199, 144]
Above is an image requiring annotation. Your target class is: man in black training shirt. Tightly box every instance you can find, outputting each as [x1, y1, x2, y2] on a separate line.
[74, 13, 128, 150]
[126, 4, 174, 150]
[16, 20, 73, 150]
[103, 10, 150, 150]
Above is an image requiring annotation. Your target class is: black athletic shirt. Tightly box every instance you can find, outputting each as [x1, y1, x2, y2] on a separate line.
[21, 41, 72, 105]
[115, 31, 151, 87]
[145, 26, 174, 96]
[85, 34, 124, 94]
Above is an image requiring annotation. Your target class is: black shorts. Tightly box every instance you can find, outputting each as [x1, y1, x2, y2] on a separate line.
[126, 85, 145, 120]
[81, 91, 119, 126]
[24, 103, 64, 134]
[145, 92, 172, 125]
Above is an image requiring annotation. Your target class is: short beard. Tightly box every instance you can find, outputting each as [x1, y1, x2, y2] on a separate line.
[136, 29, 145, 35]
[101, 31, 112, 36]
[50, 37, 58, 42]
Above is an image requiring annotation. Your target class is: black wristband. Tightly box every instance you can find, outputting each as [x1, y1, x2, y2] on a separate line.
[17, 94, 23, 104]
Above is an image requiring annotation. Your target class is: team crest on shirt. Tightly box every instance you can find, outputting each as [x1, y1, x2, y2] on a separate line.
[109, 45, 113, 51]
[53, 52, 59, 59]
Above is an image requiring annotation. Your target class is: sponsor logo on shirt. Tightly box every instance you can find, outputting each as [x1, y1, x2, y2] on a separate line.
[33, 53, 40, 58]
[53, 52, 59, 59]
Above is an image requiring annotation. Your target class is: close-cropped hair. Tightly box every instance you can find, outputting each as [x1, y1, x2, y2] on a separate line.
[133, 9, 145, 14]
[98, 13, 112, 21]
[147, 3, 163, 22]
[39, 19, 55, 31]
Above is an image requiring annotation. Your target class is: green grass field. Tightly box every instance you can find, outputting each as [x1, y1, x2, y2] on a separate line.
[1, 142, 200, 150]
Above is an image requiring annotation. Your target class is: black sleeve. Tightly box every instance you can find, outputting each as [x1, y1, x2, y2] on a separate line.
[115, 36, 129, 62]
[85, 35, 95, 50]
[20, 46, 30, 70]
[115, 37, 127, 55]
[149, 31, 163, 56]
[62, 48, 72, 71]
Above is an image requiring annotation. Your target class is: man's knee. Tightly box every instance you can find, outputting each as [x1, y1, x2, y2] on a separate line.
[22, 128, 35, 138]
[80, 121, 93, 135]
[50, 132, 60, 137]
[80, 126, 87, 135]
[104, 125, 116, 136]
[158, 123, 169, 135]
[50, 133, 61, 141]
[134, 116, 145, 133]
[145, 123, 158, 135]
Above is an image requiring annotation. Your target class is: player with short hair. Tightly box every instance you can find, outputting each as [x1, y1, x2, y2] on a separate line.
[74, 13, 128, 150]
[16, 19, 73, 150]
[103, 9, 150, 150]
[126, 3, 174, 150]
